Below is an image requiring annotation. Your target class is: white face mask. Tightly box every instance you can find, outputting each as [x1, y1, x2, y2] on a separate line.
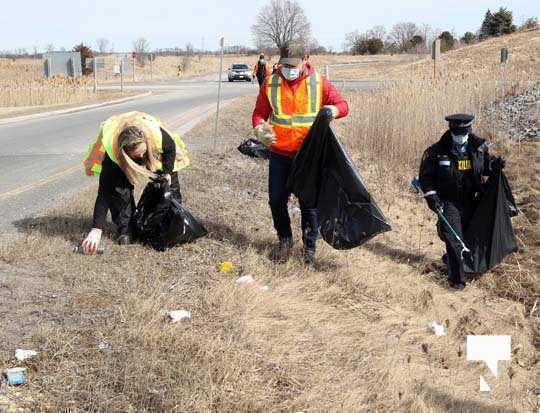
[452, 133, 469, 145]
[282, 67, 300, 81]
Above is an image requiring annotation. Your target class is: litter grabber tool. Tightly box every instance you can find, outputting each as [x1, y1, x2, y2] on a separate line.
[411, 177, 473, 264]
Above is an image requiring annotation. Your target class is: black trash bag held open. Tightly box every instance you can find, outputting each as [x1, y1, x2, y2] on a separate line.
[287, 111, 391, 250]
[135, 176, 207, 251]
[237, 138, 270, 160]
[463, 166, 518, 273]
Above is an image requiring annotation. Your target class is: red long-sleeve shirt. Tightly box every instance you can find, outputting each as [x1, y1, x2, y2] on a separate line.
[252, 63, 349, 157]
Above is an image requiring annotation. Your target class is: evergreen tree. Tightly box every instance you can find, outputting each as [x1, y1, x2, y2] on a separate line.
[439, 31, 455, 52]
[461, 32, 476, 45]
[492, 7, 516, 35]
[480, 9, 494, 39]
[73, 43, 94, 75]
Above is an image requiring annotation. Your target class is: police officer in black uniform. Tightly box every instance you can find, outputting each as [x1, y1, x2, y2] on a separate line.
[419, 114, 505, 289]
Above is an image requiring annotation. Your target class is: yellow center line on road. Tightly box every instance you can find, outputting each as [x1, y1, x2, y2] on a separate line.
[0, 164, 82, 200]
[0, 104, 216, 202]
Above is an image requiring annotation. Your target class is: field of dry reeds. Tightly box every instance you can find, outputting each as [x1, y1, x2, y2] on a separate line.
[0, 31, 538, 412]
[0, 58, 135, 111]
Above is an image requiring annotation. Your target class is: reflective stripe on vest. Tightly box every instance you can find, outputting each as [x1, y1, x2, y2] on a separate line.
[83, 111, 190, 176]
[265, 72, 323, 152]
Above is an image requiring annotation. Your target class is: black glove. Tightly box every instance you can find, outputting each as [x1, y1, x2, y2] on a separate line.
[319, 106, 334, 122]
[491, 156, 506, 171]
[425, 194, 443, 213]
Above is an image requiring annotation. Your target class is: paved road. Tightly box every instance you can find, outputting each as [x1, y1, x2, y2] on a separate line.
[0, 78, 258, 234]
[0, 77, 379, 235]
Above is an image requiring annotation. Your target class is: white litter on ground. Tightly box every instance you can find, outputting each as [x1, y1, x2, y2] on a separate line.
[169, 310, 191, 323]
[427, 321, 446, 337]
[235, 275, 255, 285]
[15, 349, 38, 361]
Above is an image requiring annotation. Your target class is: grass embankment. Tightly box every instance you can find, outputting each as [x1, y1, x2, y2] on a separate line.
[0, 31, 538, 411]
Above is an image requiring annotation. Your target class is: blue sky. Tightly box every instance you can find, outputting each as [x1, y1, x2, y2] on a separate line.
[1, 0, 538, 52]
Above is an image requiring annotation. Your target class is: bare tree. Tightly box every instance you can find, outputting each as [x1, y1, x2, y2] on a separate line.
[97, 38, 110, 54]
[344, 30, 365, 52]
[367, 25, 386, 41]
[45, 43, 55, 52]
[182, 42, 194, 72]
[132, 37, 149, 66]
[251, 0, 311, 50]
[388, 22, 418, 51]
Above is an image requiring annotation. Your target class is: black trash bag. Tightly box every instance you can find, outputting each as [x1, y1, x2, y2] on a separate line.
[463, 166, 518, 273]
[237, 138, 270, 160]
[135, 176, 207, 251]
[287, 110, 391, 250]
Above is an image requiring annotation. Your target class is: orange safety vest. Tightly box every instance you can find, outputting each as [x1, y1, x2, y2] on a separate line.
[265, 71, 323, 153]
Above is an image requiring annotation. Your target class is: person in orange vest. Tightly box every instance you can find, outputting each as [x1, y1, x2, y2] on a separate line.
[80, 112, 189, 254]
[252, 45, 349, 265]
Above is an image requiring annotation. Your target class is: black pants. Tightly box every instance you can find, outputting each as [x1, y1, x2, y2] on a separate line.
[269, 152, 318, 249]
[111, 172, 182, 235]
[437, 198, 476, 283]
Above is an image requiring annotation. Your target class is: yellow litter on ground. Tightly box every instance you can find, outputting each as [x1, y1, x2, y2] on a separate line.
[219, 261, 234, 273]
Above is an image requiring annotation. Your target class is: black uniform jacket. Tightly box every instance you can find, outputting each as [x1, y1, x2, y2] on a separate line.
[419, 131, 495, 202]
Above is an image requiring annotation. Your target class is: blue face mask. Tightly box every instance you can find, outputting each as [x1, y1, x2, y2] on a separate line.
[282, 67, 300, 81]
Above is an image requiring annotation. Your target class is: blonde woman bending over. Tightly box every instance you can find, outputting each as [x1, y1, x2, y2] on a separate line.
[81, 111, 189, 254]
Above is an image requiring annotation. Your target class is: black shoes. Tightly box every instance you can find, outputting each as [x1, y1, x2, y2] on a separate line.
[117, 234, 132, 245]
[302, 247, 316, 267]
[273, 237, 293, 263]
[272, 237, 316, 266]
[449, 280, 466, 290]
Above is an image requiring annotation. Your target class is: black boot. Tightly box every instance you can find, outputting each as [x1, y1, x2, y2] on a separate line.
[118, 234, 132, 245]
[302, 247, 316, 267]
[273, 237, 293, 263]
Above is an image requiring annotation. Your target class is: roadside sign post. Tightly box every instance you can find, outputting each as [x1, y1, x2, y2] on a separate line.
[500, 48, 508, 64]
[120, 60, 124, 93]
[500, 48, 509, 98]
[93, 58, 97, 93]
[213, 36, 225, 153]
[432, 39, 441, 80]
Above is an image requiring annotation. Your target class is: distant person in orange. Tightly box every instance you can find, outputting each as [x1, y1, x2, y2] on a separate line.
[251, 45, 349, 265]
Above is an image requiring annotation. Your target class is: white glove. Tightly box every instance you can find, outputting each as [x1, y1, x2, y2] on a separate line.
[322, 105, 339, 120]
[81, 228, 102, 255]
[253, 122, 276, 147]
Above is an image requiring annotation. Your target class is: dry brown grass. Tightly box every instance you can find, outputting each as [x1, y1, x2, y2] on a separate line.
[0, 32, 538, 411]
[0, 59, 139, 108]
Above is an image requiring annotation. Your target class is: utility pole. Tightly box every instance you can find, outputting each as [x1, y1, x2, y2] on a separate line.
[432, 39, 441, 81]
[132, 54, 136, 82]
[93, 58, 97, 93]
[120, 60, 124, 93]
[213, 37, 225, 153]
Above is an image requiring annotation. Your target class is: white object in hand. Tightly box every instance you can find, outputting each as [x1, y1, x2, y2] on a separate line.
[169, 310, 191, 323]
[253, 122, 276, 147]
[427, 321, 446, 337]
